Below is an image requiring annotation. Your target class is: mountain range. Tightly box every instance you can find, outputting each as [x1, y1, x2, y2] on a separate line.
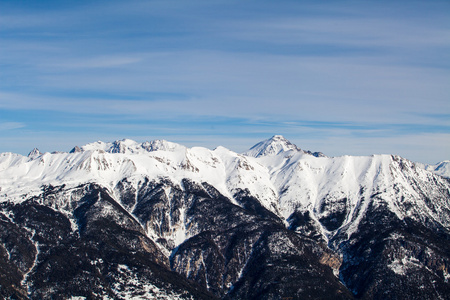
[0, 135, 449, 299]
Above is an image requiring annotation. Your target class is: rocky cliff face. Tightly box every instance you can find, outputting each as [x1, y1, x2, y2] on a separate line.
[0, 184, 215, 299]
[0, 136, 449, 299]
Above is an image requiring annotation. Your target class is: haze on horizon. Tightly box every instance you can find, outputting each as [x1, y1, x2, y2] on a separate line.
[0, 0, 449, 164]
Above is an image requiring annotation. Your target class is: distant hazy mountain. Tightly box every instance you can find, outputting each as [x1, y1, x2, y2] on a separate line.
[416, 160, 450, 179]
[1, 136, 449, 299]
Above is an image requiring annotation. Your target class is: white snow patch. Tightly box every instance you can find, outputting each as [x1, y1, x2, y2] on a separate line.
[388, 256, 422, 276]
[113, 263, 193, 300]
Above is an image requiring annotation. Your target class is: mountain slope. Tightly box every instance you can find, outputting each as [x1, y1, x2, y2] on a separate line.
[0, 136, 449, 299]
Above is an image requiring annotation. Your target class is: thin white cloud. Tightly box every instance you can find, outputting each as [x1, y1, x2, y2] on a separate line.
[47, 56, 143, 69]
[228, 17, 450, 49]
[0, 122, 26, 130]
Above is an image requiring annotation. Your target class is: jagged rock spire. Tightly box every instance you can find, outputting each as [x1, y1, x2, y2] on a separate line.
[28, 148, 42, 159]
[69, 146, 82, 153]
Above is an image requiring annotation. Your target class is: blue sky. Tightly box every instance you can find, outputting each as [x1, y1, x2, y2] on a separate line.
[0, 0, 449, 163]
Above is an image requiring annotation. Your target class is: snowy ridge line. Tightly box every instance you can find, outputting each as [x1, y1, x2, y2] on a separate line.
[0, 136, 449, 242]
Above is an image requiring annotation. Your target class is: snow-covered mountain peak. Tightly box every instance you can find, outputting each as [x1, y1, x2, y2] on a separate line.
[245, 135, 301, 158]
[436, 160, 450, 171]
[27, 148, 42, 159]
[81, 140, 111, 152]
[110, 139, 140, 153]
[141, 139, 186, 153]
[79, 139, 186, 154]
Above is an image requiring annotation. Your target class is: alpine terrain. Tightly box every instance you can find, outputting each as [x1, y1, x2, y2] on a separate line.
[0, 135, 449, 299]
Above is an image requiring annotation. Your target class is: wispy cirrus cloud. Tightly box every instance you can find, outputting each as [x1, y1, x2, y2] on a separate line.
[46, 56, 143, 69]
[0, 122, 26, 131]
